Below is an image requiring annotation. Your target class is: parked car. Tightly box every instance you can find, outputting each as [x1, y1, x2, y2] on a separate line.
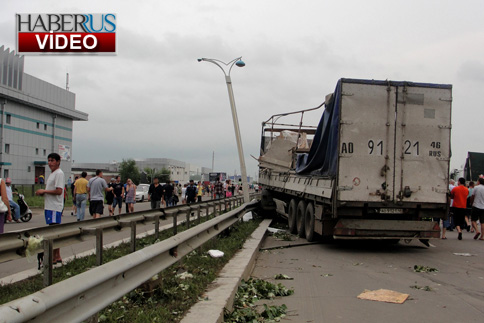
[136, 184, 150, 202]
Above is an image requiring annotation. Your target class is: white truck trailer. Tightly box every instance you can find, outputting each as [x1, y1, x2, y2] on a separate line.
[258, 78, 452, 242]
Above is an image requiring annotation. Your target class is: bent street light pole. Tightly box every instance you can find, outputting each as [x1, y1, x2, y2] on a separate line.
[198, 57, 250, 203]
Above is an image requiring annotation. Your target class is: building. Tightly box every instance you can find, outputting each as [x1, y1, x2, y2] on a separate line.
[0, 46, 88, 184]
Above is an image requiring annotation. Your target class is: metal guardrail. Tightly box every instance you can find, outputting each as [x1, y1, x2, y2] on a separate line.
[0, 194, 258, 264]
[0, 199, 260, 323]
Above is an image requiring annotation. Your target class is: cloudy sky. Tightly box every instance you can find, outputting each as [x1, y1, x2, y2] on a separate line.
[1, 0, 483, 178]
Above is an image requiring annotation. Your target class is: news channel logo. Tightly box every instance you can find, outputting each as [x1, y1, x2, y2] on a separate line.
[16, 13, 116, 54]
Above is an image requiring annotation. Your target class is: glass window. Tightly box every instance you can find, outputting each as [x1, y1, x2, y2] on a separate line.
[43, 149, 46, 156]
[35, 148, 39, 155]
[28, 166, 31, 172]
[4, 143, 9, 154]
[44, 124, 47, 131]
[36, 122, 40, 129]
[6, 114, 11, 124]
[3, 169, 8, 178]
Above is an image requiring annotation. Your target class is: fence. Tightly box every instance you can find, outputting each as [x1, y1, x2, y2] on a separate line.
[0, 194, 259, 285]
[0, 198, 259, 323]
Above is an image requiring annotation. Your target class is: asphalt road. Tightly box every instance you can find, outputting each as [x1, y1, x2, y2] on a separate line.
[252, 230, 484, 323]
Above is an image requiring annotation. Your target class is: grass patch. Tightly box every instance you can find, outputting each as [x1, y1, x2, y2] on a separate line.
[98, 219, 262, 322]
[13, 184, 75, 208]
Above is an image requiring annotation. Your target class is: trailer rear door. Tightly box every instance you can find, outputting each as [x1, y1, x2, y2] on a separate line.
[338, 82, 397, 202]
[394, 85, 451, 203]
[337, 81, 451, 204]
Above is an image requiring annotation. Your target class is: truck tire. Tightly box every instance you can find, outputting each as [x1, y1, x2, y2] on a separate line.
[305, 202, 315, 242]
[296, 200, 307, 238]
[287, 199, 297, 233]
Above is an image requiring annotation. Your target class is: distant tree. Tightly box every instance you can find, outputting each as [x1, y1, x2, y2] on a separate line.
[159, 167, 171, 183]
[143, 167, 167, 183]
[119, 159, 140, 185]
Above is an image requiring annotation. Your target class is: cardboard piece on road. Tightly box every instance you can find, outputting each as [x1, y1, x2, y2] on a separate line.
[357, 289, 409, 304]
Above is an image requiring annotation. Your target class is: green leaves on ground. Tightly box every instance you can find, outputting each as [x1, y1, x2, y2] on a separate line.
[272, 231, 294, 241]
[225, 278, 294, 322]
[410, 285, 432, 291]
[413, 265, 438, 273]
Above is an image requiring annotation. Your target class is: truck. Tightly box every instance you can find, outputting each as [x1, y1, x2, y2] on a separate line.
[464, 152, 484, 182]
[258, 78, 452, 242]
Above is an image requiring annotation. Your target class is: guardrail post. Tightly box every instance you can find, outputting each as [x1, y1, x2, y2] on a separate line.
[206, 204, 212, 220]
[96, 228, 103, 266]
[186, 207, 191, 229]
[82, 227, 104, 266]
[197, 206, 201, 224]
[130, 221, 136, 253]
[154, 215, 160, 240]
[173, 212, 178, 235]
[43, 239, 53, 287]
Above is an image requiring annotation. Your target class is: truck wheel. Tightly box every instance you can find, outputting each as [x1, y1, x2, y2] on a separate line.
[287, 199, 297, 233]
[305, 202, 315, 242]
[296, 200, 307, 238]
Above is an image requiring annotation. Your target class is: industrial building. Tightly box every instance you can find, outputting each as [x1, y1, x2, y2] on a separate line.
[0, 46, 88, 184]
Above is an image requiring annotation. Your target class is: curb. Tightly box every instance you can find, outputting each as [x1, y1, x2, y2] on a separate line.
[181, 218, 272, 323]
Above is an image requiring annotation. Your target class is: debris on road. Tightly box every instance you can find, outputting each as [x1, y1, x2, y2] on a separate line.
[259, 241, 320, 251]
[414, 265, 438, 273]
[224, 278, 294, 322]
[208, 249, 224, 258]
[453, 253, 475, 257]
[267, 227, 285, 233]
[321, 273, 333, 277]
[176, 272, 193, 280]
[410, 285, 432, 291]
[357, 289, 409, 304]
[25, 235, 44, 258]
[273, 230, 295, 241]
[242, 211, 253, 222]
[274, 274, 294, 280]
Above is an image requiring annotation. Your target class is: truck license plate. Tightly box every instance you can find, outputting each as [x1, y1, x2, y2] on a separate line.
[379, 208, 403, 214]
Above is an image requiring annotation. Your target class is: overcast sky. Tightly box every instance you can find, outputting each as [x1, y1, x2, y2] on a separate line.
[1, 0, 483, 178]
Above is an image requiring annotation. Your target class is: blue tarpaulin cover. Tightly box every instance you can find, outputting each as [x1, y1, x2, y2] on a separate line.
[295, 78, 452, 177]
[295, 80, 341, 176]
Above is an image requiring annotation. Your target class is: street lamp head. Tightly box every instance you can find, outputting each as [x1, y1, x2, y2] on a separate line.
[235, 60, 245, 67]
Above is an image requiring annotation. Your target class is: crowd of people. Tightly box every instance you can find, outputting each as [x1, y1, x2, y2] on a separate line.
[0, 159, 260, 240]
[442, 177, 484, 240]
[66, 174, 259, 222]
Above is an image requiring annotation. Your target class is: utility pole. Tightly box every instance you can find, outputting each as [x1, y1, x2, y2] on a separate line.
[212, 151, 214, 171]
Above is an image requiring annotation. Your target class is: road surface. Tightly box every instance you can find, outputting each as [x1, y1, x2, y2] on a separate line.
[252, 230, 484, 323]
